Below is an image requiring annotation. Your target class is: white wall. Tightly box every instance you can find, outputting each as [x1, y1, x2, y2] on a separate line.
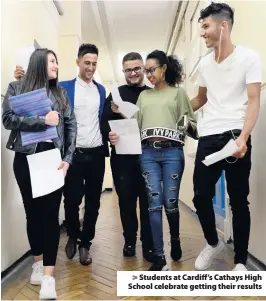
[175, 0, 266, 265]
[1, 0, 61, 272]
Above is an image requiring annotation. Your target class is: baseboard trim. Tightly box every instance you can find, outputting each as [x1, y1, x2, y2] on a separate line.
[1, 250, 31, 283]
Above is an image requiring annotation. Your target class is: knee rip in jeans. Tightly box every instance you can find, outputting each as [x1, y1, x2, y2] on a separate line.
[149, 192, 159, 199]
[165, 199, 179, 214]
[149, 205, 163, 212]
[169, 187, 176, 191]
[171, 174, 178, 180]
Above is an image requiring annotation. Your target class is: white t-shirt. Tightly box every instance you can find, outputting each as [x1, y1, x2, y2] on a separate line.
[74, 77, 103, 148]
[197, 45, 262, 137]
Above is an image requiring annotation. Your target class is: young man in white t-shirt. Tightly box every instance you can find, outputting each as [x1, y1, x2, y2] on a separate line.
[191, 2, 262, 271]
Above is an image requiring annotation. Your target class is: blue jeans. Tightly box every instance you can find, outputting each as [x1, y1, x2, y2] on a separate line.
[140, 146, 185, 256]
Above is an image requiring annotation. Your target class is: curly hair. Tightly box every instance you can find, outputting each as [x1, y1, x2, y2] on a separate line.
[146, 50, 183, 86]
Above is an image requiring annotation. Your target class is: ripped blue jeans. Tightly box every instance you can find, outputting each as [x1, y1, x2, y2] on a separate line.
[140, 145, 184, 256]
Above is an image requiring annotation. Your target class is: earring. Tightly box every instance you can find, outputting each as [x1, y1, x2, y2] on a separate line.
[161, 73, 165, 81]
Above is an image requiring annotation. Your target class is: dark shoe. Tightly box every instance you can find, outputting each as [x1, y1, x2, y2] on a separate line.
[148, 255, 168, 271]
[65, 237, 77, 259]
[123, 244, 136, 257]
[79, 247, 92, 266]
[170, 238, 182, 261]
[142, 248, 156, 263]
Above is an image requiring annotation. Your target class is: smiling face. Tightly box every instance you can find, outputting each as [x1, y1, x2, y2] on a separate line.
[123, 59, 144, 86]
[200, 16, 229, 49]
[144, 58, 166, 86]
[47, 52, 58, 80]
[200, 16, 222, 48]
[77, 53, 98, 82]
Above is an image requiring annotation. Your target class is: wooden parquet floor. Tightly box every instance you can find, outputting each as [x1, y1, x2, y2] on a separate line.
[2, 192, 265, 300]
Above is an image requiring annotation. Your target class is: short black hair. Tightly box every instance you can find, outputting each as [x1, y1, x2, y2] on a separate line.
[78, 43, 98, 58]
[122, 52, 143, 64]
[198, 2, 234, 27]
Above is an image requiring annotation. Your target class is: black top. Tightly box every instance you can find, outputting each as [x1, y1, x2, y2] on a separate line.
[101, 84, 150, 144]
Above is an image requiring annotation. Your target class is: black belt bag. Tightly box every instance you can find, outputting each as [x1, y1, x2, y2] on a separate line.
[142, 140, 183, 149]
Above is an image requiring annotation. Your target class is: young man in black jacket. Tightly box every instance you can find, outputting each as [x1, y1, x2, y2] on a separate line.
[102, 52, 154, 262]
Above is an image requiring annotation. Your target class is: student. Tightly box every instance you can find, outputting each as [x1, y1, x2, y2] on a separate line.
[191, 2, 262, 271]
[110, 50, 197, 271]
[2, 48, 77, 299]
[101, 52, 154, 262]
[15, 44, 108, 267]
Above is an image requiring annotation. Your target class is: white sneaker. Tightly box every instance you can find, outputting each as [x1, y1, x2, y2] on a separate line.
[30, 260, 43, 285]
[195, 240, 224, 270]
[39, 276, 57, 300]
[233, 264, 248, 271]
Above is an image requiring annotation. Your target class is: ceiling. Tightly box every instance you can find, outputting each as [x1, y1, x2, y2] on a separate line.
[81, 1, 181, 87]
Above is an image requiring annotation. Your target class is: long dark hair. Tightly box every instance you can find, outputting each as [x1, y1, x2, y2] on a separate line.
[146, 50, 184, 87]
[21, 48, 66, 109]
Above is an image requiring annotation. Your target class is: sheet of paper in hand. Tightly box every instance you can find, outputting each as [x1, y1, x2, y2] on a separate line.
[202, 139, 238, 166]
[27, 148, 64, 198]
[111, 85, 139, 118]
[108, 119, 142, 154]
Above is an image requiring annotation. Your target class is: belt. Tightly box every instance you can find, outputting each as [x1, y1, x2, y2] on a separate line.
[200, 129, 241, 140]
[76, 145, 104, 154]
[142, 140, 183, 149]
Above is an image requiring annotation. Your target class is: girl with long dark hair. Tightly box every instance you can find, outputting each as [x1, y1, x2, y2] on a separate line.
[2, 48, 77, 299]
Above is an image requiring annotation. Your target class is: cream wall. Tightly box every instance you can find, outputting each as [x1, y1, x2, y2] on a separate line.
[227, 0, 266, 265]
[175, 0, 266, 265]
[1, 0, 84, 271]
[228, 1, 266, 82]
[1, 0, 61, 272]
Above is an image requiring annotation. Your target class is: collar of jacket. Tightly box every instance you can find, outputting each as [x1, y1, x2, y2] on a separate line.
[59, 78, 106, 120]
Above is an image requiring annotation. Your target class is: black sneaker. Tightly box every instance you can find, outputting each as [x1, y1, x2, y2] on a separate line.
[148, 255, 168, 271]
[170, 238, 182, 261]
[142, 248, 156, 263]
[123, 244, 136, 257]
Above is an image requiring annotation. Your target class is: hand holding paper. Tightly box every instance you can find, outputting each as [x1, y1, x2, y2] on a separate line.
[108, 119, 142, 154]
[202, 139, 238, 166]
[27, 149, 64, 198]
[111, 85, 139, 119]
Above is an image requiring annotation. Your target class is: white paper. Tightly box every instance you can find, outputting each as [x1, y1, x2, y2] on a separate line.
[27, 148, 64, 198]
[15, 47, 35, 72]
[111, 85, 139, 118]
[109, 119, 142, 154]
[202, 139, 238, 166]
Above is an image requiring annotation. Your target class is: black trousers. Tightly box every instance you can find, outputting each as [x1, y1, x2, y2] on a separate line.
[13, 143, 62, 266]
[193, 130, 251, 264]
[111, 150, 153, 249]
[63, 146, 105, 248]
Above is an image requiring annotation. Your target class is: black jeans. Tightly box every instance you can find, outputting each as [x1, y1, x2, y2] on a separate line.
[64, 146, 105, 248]
[13, 143, 62, 266]
[193, 130, 251, 264]
[111, 150, 153, 249]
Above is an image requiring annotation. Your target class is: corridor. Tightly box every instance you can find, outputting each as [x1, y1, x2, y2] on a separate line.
[2, 192, 262, 301]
